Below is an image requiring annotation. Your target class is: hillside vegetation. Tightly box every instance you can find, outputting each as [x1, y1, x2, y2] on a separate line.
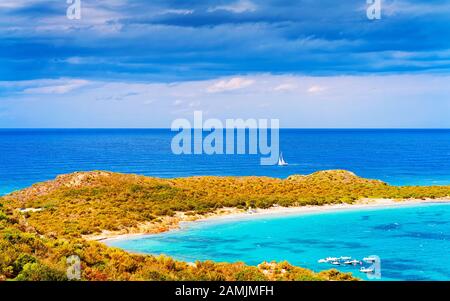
[1, 170, 449, 281]
[2, 170, 450, 237]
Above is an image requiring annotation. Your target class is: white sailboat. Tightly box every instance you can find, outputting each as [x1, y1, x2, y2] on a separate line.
[278, 152, 288, 166]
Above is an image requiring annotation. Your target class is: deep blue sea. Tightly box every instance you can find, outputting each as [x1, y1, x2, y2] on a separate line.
[107, 203, 450, 281]
[1, 129, 450, 195]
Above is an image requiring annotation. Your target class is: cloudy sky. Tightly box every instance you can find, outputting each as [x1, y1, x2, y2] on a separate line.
[0, 0, 449, 128]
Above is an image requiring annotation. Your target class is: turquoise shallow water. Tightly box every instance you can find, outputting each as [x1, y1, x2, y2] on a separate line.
[107, 203, 450, 281]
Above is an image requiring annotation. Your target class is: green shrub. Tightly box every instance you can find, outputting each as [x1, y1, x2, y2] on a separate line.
[14, 262, 67, 281]
[13, 254, 37, 275]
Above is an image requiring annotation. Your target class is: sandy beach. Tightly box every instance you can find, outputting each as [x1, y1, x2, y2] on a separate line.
[91, 197, 450, 243]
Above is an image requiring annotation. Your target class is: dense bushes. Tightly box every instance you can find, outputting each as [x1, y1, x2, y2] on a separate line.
[14, 262, 67, 281]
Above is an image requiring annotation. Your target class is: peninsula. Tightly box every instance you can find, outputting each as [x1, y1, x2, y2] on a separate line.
[1, 170, 449, 281]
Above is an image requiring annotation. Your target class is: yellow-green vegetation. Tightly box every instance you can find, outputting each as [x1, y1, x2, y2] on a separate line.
[0, 200, 355, 281]
[2, 170, 450, 237]
[1, 169, 449, 281]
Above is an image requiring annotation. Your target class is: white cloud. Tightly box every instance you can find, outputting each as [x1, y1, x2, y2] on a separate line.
[274, 83, 297, 92]
[208, 0, 257, 13]
[3, 74, 450, 128]
[307, 85, 327, 94]
[161, 9, 194, 15]
[64, 57, 84, 65]
[188, 101, 201, 107]
[207, 77, 255, 93]
[22, 79, 90, 95]
[142, 99, 155, 105]
[0, 0, 38, 9]
[382, 0, 450, 17]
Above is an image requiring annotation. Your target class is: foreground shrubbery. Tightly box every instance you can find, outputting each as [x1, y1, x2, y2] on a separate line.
[0, 208, 355, 281]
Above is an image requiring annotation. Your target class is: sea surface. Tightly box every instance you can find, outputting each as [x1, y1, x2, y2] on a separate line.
[107, 203, 450, 281]
[1, 129, 450, 195]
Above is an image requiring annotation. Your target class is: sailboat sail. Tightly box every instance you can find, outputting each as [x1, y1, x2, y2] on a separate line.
[278, 152, 288, 166]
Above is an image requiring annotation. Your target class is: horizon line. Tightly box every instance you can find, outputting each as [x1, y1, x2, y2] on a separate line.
[1, 128, 450, 130]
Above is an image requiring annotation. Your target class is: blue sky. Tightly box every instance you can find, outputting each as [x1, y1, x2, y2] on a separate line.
[0, 0, 449, 128]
